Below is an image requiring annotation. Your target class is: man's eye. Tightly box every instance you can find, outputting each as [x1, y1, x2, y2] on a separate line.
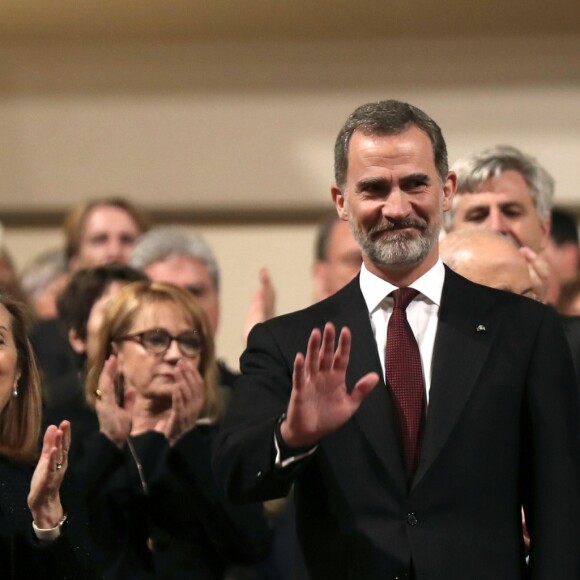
[465, 212, 487, 223]
[188, 287, 208, 298]
[407, 180, 427, 190]
[502, 209, 523, 218]
[89, 235, 108, 246]
[359, 181, 388, 196]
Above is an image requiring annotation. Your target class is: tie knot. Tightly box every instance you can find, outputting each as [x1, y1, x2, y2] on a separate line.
[392, 287, 419, 310]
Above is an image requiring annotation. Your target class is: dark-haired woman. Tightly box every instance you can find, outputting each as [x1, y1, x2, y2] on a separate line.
[0, 293, 93, 578]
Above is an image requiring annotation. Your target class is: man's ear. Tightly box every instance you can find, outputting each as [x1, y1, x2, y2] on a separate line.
[442, 171, 457, 212]
[68, 329, 86, 355]
[331, 184, 348, 221]
[538, 218, 551, 251]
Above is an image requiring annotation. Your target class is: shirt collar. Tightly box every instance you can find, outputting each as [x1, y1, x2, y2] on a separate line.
[359, 259, 446, 313]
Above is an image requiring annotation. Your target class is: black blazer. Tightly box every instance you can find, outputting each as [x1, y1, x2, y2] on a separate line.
[214, 268, 580, 580]
[0, 456, 95, 579]
[75, 425, 270, 579]
[560, 314, 580, 397]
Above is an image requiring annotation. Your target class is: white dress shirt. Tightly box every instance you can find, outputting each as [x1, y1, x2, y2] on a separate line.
[359, 259, 445, 405]
[275, 259, 446, 466]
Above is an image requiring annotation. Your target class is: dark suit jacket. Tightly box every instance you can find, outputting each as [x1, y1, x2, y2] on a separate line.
[74, 426, 270, 579]
[214, 268, 580, 580]
[560, 314, 580, 397]
[0, 456, 96, 579]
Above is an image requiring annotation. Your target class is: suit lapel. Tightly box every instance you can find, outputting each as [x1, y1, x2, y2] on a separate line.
[413, 268, 500, 488]
[325, 279, 407, 490]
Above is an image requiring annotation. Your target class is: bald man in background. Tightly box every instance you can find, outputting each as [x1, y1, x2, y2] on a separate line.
[439, 229, 536, 299]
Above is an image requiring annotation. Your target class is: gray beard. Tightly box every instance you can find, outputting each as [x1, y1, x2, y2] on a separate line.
[349, 217, 439, 268]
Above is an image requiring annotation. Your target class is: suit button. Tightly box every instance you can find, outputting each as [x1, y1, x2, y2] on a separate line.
[406, 513, 418, 526]
[393, 572, 410, 580]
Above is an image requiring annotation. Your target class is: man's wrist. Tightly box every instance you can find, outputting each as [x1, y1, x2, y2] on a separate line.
[276, 414, 317, 456]
[274, 414, 318, 468]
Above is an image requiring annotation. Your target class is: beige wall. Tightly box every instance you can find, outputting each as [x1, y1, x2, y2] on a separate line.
[2, 35, 580, 366]
[1, 37, 580, 212]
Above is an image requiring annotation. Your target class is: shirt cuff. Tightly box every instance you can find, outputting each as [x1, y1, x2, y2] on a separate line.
[32, 513, 67, 542]
[274, 413, 317, 469]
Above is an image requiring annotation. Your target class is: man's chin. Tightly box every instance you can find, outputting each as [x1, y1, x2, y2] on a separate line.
[365, 238, 433, 269]
[374, 254, 425, 269]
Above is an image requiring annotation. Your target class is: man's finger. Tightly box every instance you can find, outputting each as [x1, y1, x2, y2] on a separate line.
[319, 323, 336, 372]
[292, 352, 306, 392]
[304, 327, 322, 376]
[350, 372, 380, 407]
[333, 327, 352, 372]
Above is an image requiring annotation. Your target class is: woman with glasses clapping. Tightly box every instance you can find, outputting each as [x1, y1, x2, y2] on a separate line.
[77, 280, 269, 579]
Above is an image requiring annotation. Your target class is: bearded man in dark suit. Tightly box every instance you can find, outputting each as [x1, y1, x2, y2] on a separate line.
[213, 100, 580, 580]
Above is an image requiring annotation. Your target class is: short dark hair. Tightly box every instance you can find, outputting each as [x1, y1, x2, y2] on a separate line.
[550, 209, 579, 246]
[314, 212, 341, 262]
[57, 264, 148, 342]
[334, 100, 449, 190]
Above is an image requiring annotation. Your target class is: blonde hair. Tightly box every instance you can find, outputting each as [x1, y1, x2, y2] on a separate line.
[86, 281, 220, 420]
[0, 294, 42, 463]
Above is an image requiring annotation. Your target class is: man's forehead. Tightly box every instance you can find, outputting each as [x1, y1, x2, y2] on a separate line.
[460, 169, 534, 199]
[348, 127, 434, 161]
[456, 188, 534, 207]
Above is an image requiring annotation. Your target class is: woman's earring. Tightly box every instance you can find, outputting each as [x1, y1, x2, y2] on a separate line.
[12, 374, 20, 397]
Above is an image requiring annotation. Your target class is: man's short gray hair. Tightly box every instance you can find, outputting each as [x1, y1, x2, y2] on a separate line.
[20, 248, 68, 303]
[445, 145, 554, 230]
[130, 226, 220, 292]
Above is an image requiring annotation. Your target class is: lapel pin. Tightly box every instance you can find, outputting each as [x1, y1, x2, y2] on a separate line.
[476, 324, 486, 333]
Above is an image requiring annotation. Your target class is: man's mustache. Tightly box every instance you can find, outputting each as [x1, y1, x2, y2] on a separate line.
[367, 217, 427, 236]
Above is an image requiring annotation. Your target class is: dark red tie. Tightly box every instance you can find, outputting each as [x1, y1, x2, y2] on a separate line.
[386, 287, 425, 478]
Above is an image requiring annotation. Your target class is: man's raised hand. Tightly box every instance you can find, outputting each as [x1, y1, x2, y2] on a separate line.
[280, 323, 379, 449]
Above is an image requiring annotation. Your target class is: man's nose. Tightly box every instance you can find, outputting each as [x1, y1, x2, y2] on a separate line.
[486, 208, 509, 234]
[106, 238, 124, 261]
[381, 189, 410, 220]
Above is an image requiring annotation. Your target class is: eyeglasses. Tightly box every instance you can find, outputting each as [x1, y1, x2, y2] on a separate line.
[116, 328, 202, 358]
